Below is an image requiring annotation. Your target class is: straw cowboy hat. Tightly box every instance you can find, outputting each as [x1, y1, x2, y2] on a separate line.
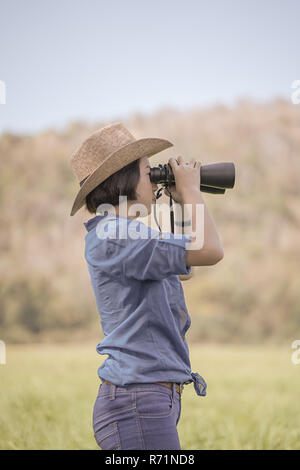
[69, 122, 173, 216]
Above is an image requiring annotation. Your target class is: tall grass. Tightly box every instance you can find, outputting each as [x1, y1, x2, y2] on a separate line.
[1, 342, 299, 449]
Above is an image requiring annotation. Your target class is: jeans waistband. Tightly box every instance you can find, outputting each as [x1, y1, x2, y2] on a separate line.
[101, 380, 184, 396]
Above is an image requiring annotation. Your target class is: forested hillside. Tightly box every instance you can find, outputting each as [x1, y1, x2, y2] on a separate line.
[1, 98, 300, 343]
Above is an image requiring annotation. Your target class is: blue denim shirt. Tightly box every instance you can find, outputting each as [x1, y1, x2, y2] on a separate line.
[83, 213, 207, 397]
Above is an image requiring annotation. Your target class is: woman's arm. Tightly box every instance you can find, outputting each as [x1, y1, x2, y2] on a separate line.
[166, 157, 224, 267]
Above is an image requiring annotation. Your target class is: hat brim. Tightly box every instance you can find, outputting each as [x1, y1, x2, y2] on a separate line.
[70, 137, 173, 216]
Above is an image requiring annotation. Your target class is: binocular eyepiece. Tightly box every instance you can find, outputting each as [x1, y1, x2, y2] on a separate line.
[150, 162, 235, 194]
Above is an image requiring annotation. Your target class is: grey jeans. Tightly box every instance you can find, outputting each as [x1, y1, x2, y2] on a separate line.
[93, 381, 182, 450]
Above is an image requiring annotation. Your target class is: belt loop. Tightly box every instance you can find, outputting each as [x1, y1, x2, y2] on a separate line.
[172, 383, 176, 403]
[109, 383, 116, 400]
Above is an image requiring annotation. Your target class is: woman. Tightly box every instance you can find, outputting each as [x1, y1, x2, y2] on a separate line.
[69, 122, 224, 450]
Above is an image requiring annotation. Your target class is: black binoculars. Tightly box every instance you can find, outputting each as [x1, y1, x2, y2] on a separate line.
[150, 162, 235, 194]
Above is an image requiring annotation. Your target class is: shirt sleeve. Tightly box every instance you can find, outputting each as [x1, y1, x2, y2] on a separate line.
[106, 219, 192, 281]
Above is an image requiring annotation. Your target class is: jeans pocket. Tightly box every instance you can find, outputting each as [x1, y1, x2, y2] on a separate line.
[93, 391, 135, 421]
[94, 421, 121, 450]
[136, 390, 174, 418]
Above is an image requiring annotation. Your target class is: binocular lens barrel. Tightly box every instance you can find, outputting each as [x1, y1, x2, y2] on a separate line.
[150, 162, 235, 194]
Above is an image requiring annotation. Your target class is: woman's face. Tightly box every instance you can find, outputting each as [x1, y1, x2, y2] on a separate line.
[133, 157, 158, 217]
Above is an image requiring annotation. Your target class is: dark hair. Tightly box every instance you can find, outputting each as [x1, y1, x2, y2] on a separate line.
[85, 158, 141, 214]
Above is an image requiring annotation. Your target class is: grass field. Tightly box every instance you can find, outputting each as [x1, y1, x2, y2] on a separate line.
[0, 342, 299, 450]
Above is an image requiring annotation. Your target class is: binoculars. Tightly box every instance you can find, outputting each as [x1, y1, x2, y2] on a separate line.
[150, 162, 235, 194]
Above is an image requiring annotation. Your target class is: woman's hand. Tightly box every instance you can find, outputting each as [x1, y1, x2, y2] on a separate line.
[167, 156, 201, 200]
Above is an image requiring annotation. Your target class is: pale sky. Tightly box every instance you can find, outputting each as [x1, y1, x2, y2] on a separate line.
[0, 0, 299, 135]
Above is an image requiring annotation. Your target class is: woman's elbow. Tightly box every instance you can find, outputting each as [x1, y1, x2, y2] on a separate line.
[210, 247, 224, 264]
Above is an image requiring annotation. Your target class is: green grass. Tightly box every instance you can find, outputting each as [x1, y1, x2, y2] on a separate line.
[0, 342, 299, 449]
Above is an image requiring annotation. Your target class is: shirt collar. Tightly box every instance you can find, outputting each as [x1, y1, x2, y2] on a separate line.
[83, 215, 103, 232]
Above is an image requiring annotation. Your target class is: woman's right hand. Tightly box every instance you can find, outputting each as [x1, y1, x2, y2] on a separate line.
[168, 156, 201, 199]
